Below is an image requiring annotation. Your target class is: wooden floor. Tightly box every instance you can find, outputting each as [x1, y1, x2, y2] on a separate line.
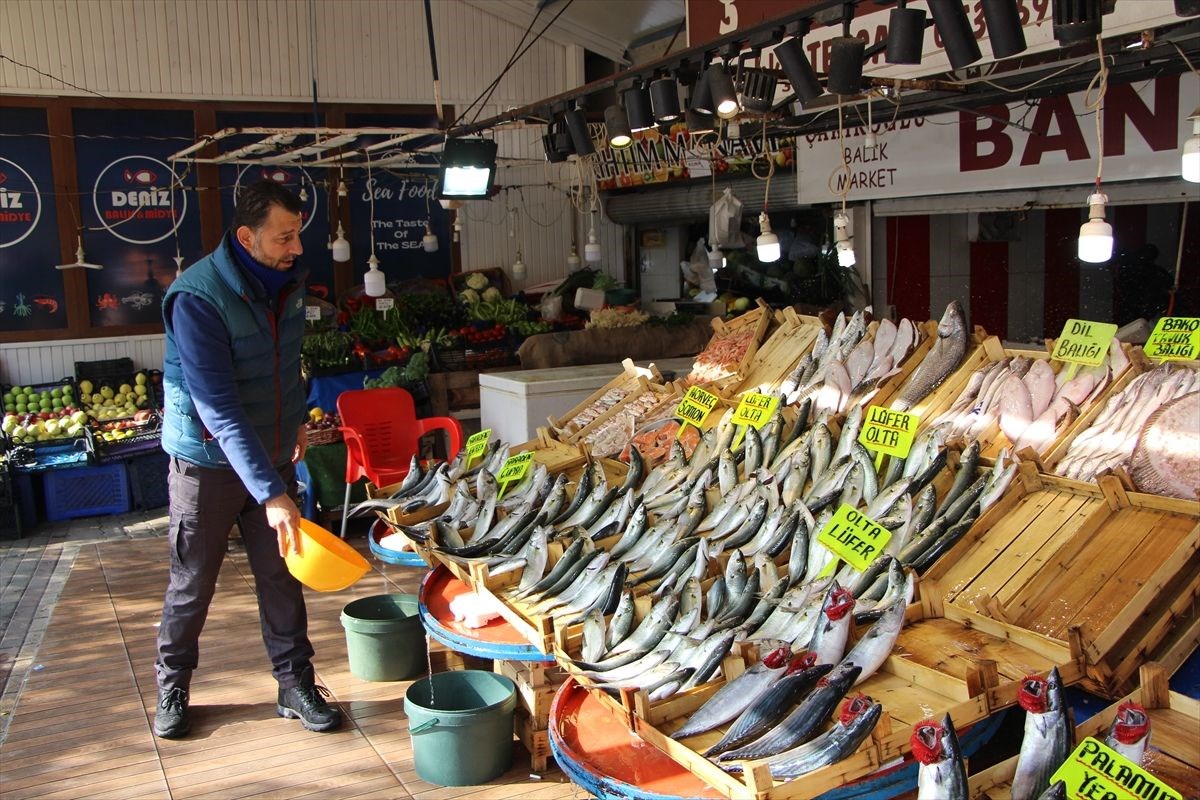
[0, 534, 585, 799]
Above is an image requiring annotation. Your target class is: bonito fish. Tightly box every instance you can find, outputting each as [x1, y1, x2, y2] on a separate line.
[913, 714, 969, 800]
[670, 646, 792, 740]
[1011, 667, 1074, 800]
[1103, 701, 1151, 765]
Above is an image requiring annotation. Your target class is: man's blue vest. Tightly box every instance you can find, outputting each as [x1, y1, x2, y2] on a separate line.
[161, 235, 307, 469]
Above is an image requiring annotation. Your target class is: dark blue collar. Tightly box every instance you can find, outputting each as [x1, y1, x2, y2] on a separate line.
[229, 234, 296, 298]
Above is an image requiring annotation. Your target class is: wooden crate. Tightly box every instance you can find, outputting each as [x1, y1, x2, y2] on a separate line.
[686, 303, 773, 391]
[922, 463, 1200, 698]
[970, 663, 1200, 799]
[914, 335, 1136, 463]
[496, 659, 563, 772]
[547, 358, 662, 438]
[516, 707, 554, 773]
[566, 381, 675, 455]
[729, 308, 825, 395]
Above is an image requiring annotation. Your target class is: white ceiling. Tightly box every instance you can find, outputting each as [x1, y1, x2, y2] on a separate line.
[466, 0, 685, 63]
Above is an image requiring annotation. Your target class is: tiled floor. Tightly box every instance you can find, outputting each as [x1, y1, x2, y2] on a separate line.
[0, 510, 588, 799]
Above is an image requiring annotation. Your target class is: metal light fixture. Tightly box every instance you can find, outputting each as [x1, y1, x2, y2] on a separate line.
[773, 36, 823, 106]
[331, 222, 350, 262]
[738, 68, 779, 114]
[512, 249, 526, 281]
[584, 213, 602, 263]
[605, 104, 633, 148]
[834, 212, 856, 267]
[886, 0, 926, 65]
[1078, 192, 1113, 263]
[543, 116, 572, 163]
[1053, 0, 1103, 44]
[438, 137, 498, 198]
[929, 0, 982, 69]
[650, 76, 681, 122]
[623, 83, 654, 131]
[690, 63, 714, 113]
[55, 235, 103, 270]
[707, 65, 740, 119]
[1183, 107, 1200, 183]
[564, 107, 595, 156]
[828, 8, 866, 96]
[982, 0, 1027, 59]
[756, 212, 780, 262]
[686, 107, 715, 135]
[364, 254, 386, 297]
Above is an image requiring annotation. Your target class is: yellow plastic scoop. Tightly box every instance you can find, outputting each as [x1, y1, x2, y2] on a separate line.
[285, 519, 370, 592]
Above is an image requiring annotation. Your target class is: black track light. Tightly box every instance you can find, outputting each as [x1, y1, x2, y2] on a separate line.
[929, 0, 982, 69]
[738, 68, 779, 114]
[707, 65, 740, 119]
[773, 37, 823, 106]
[982, 0, 1027, 58]
[564, 107, 595, 156]
[542, 132, 568, 163]
[828, 36, 865, 95]
[690, 64, 714, 113]
[885, 0, 926, 65]
[686, 108, 715, 135]
[1052, 0, 1102, 44]
[650, 77, 681, 122]
[604, 104, 632, 149]
[623, 84, 654, 132]
[542, 116, 572, 162]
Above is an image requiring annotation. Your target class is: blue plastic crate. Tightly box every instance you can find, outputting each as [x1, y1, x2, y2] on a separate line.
[127, 449, 169, 510]
[43, 462, 130, 521]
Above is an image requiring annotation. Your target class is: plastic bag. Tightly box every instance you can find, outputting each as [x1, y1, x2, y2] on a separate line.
[708, 187, 744, 249]
[682, 239, 718, 295]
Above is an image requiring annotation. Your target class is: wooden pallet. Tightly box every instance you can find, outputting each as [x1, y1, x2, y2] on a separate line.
[970, 663, 1200, 799]
[922, 463, 1200, 698]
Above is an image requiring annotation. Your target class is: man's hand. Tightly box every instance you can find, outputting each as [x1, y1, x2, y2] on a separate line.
[265, 493, 303, 557]
[293, 423, 308, 464]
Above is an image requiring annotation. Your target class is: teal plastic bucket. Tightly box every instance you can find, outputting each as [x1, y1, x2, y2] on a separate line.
[340, 594, 426, 681]
[404, 670, 517, 786]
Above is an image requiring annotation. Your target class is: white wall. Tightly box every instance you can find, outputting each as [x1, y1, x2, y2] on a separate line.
[1, 335, 166, 386]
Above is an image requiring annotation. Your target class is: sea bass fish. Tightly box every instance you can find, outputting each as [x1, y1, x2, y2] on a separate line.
[1011, 667, 1074, 800]
[894, 301, 967, 411]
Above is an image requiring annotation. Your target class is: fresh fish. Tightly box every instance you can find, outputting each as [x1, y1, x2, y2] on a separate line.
[670, 646, 792, 739]
[1011, 667, 1074, 800]
[940, 441, 980, 513]
[913, 714, 969, 800]
[1103, 701, 1151, 765]
[512, 536, 587, 600]
[567, 562, 629, 624]
[806, 584, 856, 665]
[679, 629, 737, 690]
[894, 301, 968, 411]
[608, 502, 650, 560]
[620, 447, 645, 494]
[1037, 783, 1068, 800]
[752, 694, 883, 780]
[1129, 392, 1200, 501]
[743, 425, 763, 475]
[811, 423, 833, 482]
[712, 572, 760, 630]
[733, 578, 788, 640]
[550, 466, 592, 525]
[581, 610, 607, 662]
[705, 656, 830, 757]
[589, 654, 680, 689]
[604, 591, 636, 652]
[717, 662, 861, 761]
[786, 517, 810, 588]
[718, 448, 738, 496]
[515, 527, 549, 592]
[647, 668, 696, 702]
[601, 593, 680, 659]
[705, 578, 727, 622]
[841, 573, 912, 685]
[725, 550, 749, 597]
[720, 496, 769, 551]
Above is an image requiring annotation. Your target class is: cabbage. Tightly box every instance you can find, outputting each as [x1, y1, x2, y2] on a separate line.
[482, 287, 502, 302]
[465, 273, 490, 291]
[459, 288, 481, 305]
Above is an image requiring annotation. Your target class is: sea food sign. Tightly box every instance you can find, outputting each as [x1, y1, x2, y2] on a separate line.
[91, 155, 188, 244]
[0, 158, 42, 249]
[796, 72, 1197, 203]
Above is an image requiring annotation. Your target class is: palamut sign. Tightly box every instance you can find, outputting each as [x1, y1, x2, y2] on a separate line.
[795, 71, 1197, 204]
[594, 122, 796, 190]
[686, 0, 1184, 86]
[233, 165, 318, 233]
[91, 155, 187, 245]
[0, 157, 42, 249]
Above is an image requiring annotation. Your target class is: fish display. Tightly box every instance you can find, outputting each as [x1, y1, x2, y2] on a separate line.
[1128, 392, 1199, 500]
[893, 301, 969, 411]
[1011, 668, 1074, 800]
[1103, 701, 1151, 765]
[912, 714, 969, 800]
[1053, 364, 1200, 487]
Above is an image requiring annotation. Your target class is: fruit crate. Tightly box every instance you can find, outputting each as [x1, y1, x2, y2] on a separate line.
[432, 341, 518, 372]
[42, 461, 130, 521]
[75, 370, 157, 420]
[126, 449, 170, 510]
[86, 413, 163, 463]
[2, 378, 82, 445]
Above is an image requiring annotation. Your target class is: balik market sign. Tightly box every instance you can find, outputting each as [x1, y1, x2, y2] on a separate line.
[91, 155, 188, 245]
[0, 157, 42, 249]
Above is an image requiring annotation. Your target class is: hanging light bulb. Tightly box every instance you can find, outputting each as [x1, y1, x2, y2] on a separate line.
[364, 253, 386, 297]
[834, 212, 857, 267]
[331, 223, 351, 262]
[1183, 107, 1200, 183]
[584, 215, 602, 263]
[512, 250, 526, 280]
[422, 222, 439, 253]
[567, 245, 582, 272]
[298, 186, 309, 202]
[756, 212, 780, 262]
[1078, 192, 1114, 263]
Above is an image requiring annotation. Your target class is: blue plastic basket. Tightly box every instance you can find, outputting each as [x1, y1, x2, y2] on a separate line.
[43, 462, 130, 521]
[127, 449, 169, 510]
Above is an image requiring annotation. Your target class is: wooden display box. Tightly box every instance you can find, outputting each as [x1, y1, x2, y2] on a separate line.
[921, 463, 1200, 698]
[547, 358, 662, 438]
[686, 302, 773, 391]
[729, 308, 825, 395]
[497, 659, 562, 772]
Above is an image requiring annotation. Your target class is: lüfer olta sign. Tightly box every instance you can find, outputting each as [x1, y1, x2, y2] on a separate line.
[796, 72, 1197, 203]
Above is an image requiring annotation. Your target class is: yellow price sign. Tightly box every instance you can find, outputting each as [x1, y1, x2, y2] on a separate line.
[732, 392, 779, 429]
[496, 451, 533, 498]
[1144, 317, 1200, 362]
[816, 504, 892, 572]
[1051, 319, 1118, 368]
[1050, 737, 1183, 800]
[675, 386, 720, 437]
[858, 406, 920, 459]
[465, 429, 491, 467]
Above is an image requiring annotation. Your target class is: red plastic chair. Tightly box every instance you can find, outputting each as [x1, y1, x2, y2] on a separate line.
[336, 387, 463, 537]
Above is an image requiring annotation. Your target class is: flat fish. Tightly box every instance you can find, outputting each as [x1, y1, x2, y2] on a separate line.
[1129, 392, 1200, 500]
[1023, 359, 1057, 418]
[998, 374, 1035, 445]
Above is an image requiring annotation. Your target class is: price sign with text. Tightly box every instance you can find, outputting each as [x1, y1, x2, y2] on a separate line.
[304, 305, 322, 321]
[1051, 318, 1117, 368]
[817, 504, 892, 572]
[732, 392, 779, 429]
[675, 386, 720, 435]
[1050, 737, 1183, 800]
[465, 429, 491, 467]
[496, 451, 533, 498]
[375, 297, 395, 312]
[1144, 317, 1200, 362]
[858, 406, 919, 459]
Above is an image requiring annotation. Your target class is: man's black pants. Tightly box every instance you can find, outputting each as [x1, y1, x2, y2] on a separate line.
[155, 457, 314, 693]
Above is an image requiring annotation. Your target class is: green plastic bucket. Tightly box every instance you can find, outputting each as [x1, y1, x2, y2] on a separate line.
[404, 670, 517, 786]
[339, 594, 425, 681]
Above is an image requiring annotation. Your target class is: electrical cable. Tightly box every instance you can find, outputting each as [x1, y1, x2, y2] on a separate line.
[1084, 35, 1110, 190]
[0, 53, 140, 110]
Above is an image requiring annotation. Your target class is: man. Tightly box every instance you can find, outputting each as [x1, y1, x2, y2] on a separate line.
[154, 180, 341, 739]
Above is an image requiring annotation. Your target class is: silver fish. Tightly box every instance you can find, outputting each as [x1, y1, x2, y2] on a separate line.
[894, 300, 967, 411]
[841, 573, 912, 685]
[1011, 667, 1074, 800]
[914, 714, 969, 800]
[755, 695, 883, 780]
[604, 591, 636, 652]
[1103, 701, 1151, 765]
[670, 646, 792, 739]
[581, 610, 607, 663]
[718, 448, 738, 496]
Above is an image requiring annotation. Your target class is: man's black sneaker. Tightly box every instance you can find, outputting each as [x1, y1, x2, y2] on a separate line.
[277, 668, 342, 732]
[153, 687, 191, 739]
